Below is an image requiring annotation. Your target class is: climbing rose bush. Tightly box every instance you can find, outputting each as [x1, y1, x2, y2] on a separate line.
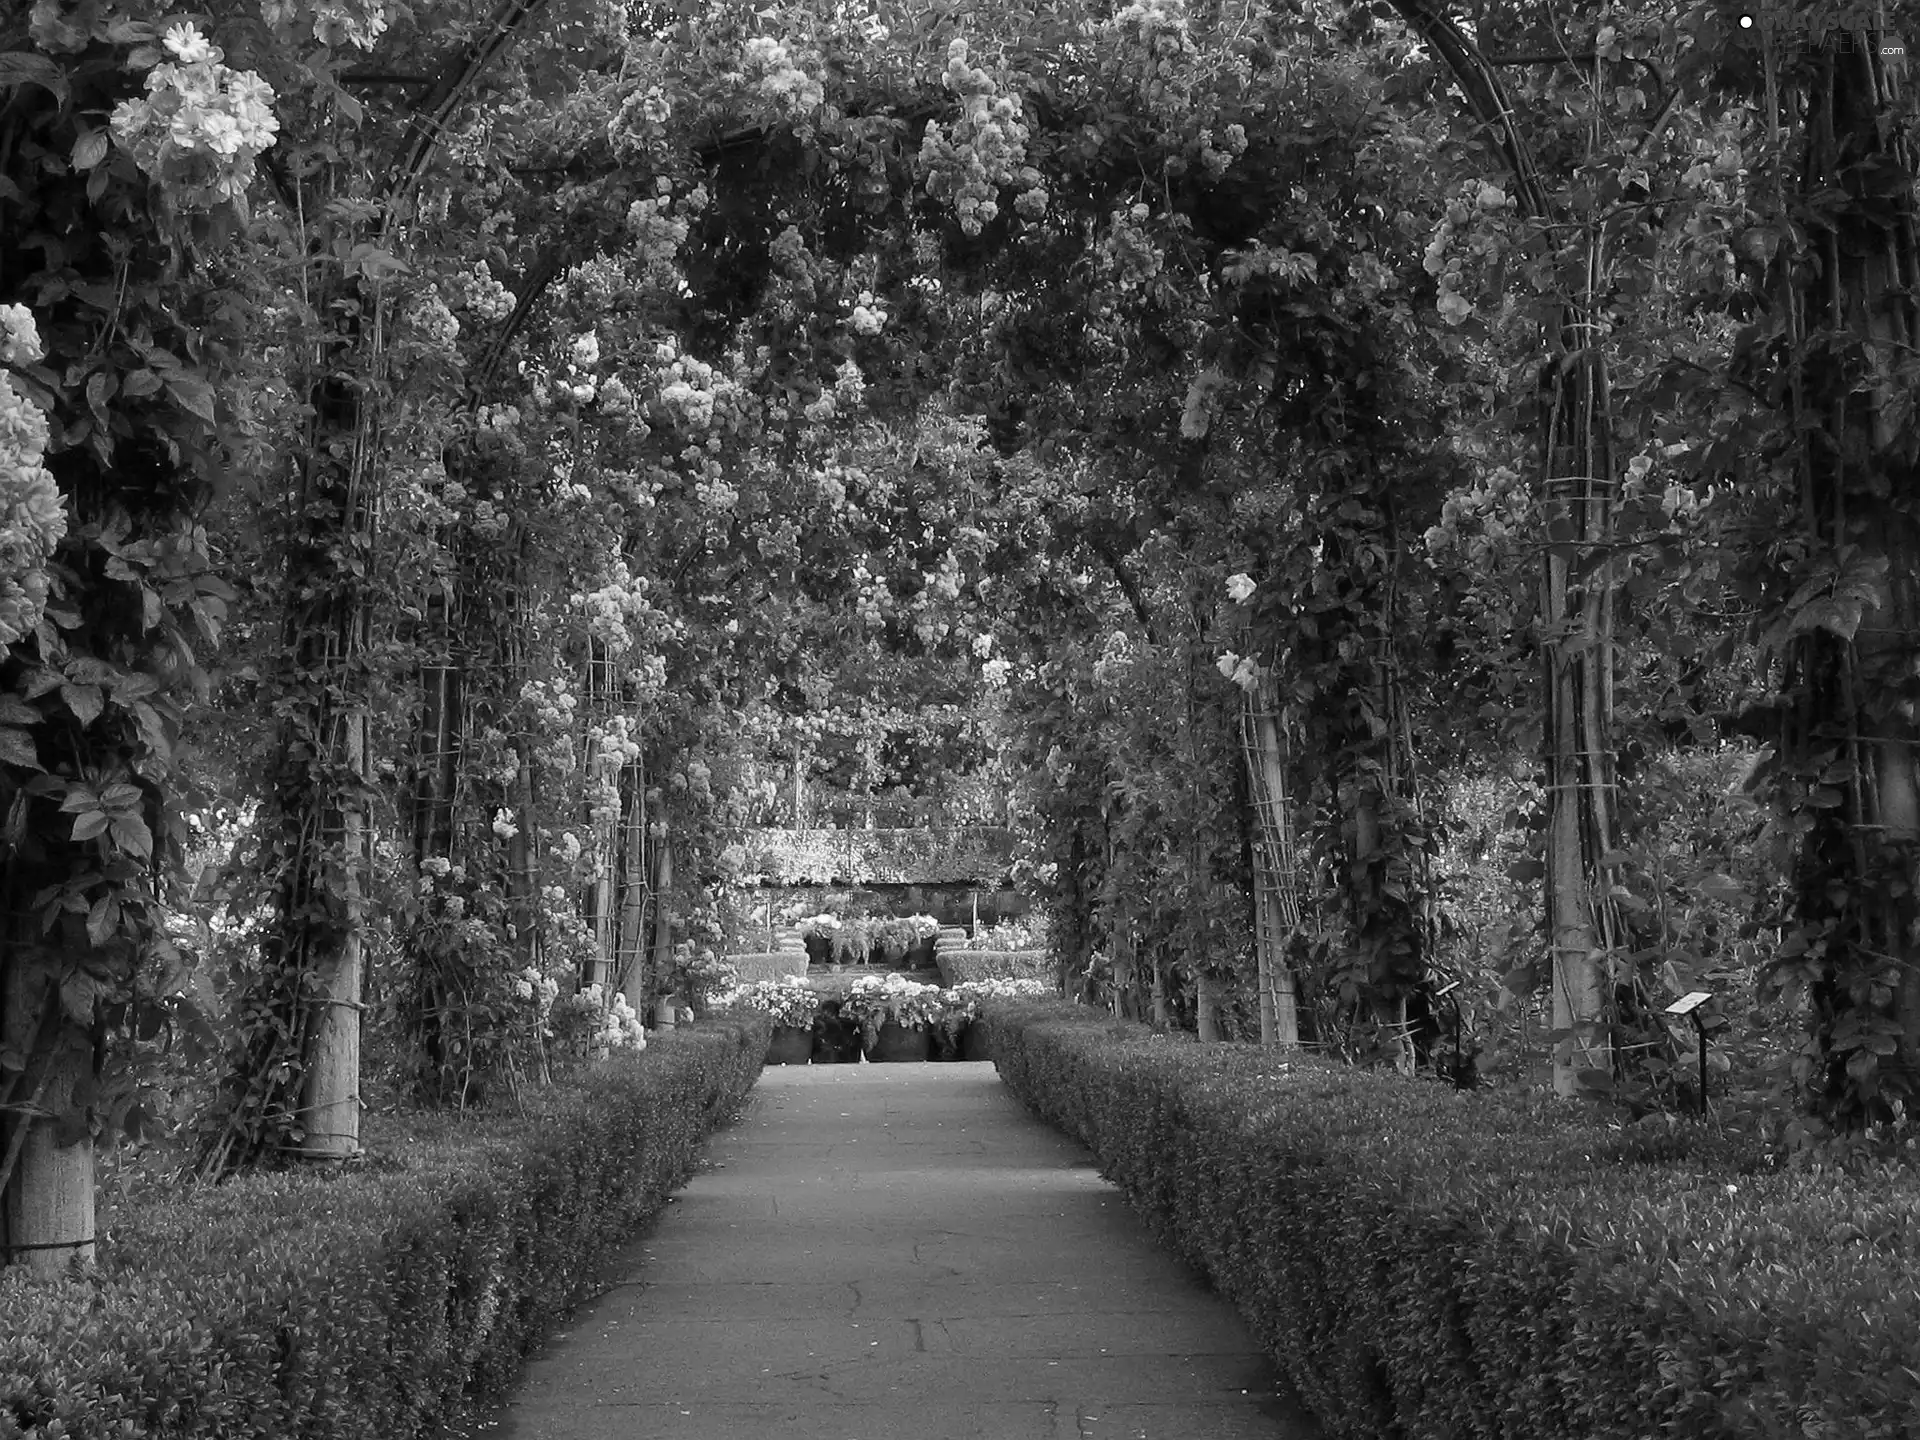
[0, 303, 62, 648]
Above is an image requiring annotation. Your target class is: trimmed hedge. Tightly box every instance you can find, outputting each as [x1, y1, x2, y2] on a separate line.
[934, 948, 1049, 986]
[0, 1018, 768, 1440]
[726, 951, 810, 982]
[985, 1000, 1920, 1440]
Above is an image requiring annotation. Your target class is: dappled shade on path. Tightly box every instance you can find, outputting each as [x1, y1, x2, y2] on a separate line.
[494, 1064, 1324, 1440]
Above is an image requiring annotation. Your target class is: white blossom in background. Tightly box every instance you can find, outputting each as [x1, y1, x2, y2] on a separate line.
[1225, 572, 1256, 603]
[492, 808, 519, 840]
[981, 657, 1012, 688]
[0, 304, 62, 648]
[571, 331, 601, 369]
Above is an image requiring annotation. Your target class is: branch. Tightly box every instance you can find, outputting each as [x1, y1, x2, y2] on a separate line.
[380, 0, 553, 219]
[341, 72, 437, 87]
[470, 246, 568, 400]
[1379, 0, 1549, 217]
[1084, 531, 1161, 646]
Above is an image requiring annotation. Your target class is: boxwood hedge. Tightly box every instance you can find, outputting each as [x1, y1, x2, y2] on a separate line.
[0, 1017, 768, 1440]
[984, 1000, 1920, 1440]
[934, 948, 1049, 986]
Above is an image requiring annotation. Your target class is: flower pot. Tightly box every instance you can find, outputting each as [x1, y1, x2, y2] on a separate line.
[811, 1010, 863, 1064]
[864, 1021, 931, 1063]
[766, 1025, 813, 1065]
[652, 996, 681, 1029]
[958, 1021, 993, 1062]
[929, 1026, 964, 1062]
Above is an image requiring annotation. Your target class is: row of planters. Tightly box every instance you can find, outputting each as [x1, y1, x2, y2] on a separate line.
[722, 976, 1049, 1064]
[797, 913, 941, 967]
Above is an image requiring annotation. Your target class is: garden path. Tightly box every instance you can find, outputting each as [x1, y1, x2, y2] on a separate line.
[490, 1062, 1325, 1440]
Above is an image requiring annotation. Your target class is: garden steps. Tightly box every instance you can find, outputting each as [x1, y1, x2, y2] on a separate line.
[486, 1065, 1323, 1440]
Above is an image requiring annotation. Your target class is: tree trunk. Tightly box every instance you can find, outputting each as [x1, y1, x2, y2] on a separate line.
[1378, 1, 1628, 1096]
[1242, 694, 1302, 1047]
[648, 831, 673, 1003]
[615, 760, 650, 1007]
[298, 704, 369, 1160]
[1195, 975, 1223, 1041]
[583, 648, 619, 990]
[275, 344, 375, 1167]
[1539, 338, 1624, 1096]
[0, 968, 93, 1277]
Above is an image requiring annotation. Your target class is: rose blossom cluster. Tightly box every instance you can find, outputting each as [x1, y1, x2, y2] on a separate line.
[0, 304, 62, 648]
[109, 24, 280, 209]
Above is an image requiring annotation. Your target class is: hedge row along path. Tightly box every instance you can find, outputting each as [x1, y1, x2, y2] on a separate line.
[489, 1064, 1323, 1439]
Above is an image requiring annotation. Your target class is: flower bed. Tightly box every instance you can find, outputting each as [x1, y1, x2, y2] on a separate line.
[934, 947, 1050, 986]
[0, 1019, 768, 1440]
[718, 976, 821, 1029]
[984, 1000, 1920, 1440]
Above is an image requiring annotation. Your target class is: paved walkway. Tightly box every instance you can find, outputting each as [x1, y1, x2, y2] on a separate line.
[494, 1063, 1325, 1440]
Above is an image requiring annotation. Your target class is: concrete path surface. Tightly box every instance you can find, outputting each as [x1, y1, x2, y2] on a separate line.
[493, 1063, 1326, 1440]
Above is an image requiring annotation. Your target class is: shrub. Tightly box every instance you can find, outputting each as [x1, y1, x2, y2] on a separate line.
[0, 1018, 769, 1440]
[935, 948, 1050, 986]
[984, 1000, 1920, 1440]
[726, 951, 809, 983]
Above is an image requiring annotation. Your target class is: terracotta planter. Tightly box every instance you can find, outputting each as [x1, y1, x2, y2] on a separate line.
[765, 1025, 813, 1065]
[864, 1021, 931, 1062]
[958, 1021, 993, 1062]
[651, 996, 681, 1029]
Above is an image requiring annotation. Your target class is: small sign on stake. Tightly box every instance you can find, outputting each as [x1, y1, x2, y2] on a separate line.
[1662, 991, 1715, 1112]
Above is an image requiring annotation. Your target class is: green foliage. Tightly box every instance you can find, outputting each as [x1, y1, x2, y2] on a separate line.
[0, 1020, 765, 1439]
[724, 952, 809, 984]
[988, 1000, 1920, 1440]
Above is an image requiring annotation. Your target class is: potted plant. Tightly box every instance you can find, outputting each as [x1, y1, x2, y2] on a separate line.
[723, 978, 822, 1064]
[843, 973, 942, 1061]
[799, 913, 841, 967]
[831, 916, 873, 966]
[870, 915, 911, 965]
[903, 914, 940, 969]
[929, 985, 978, 1061]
